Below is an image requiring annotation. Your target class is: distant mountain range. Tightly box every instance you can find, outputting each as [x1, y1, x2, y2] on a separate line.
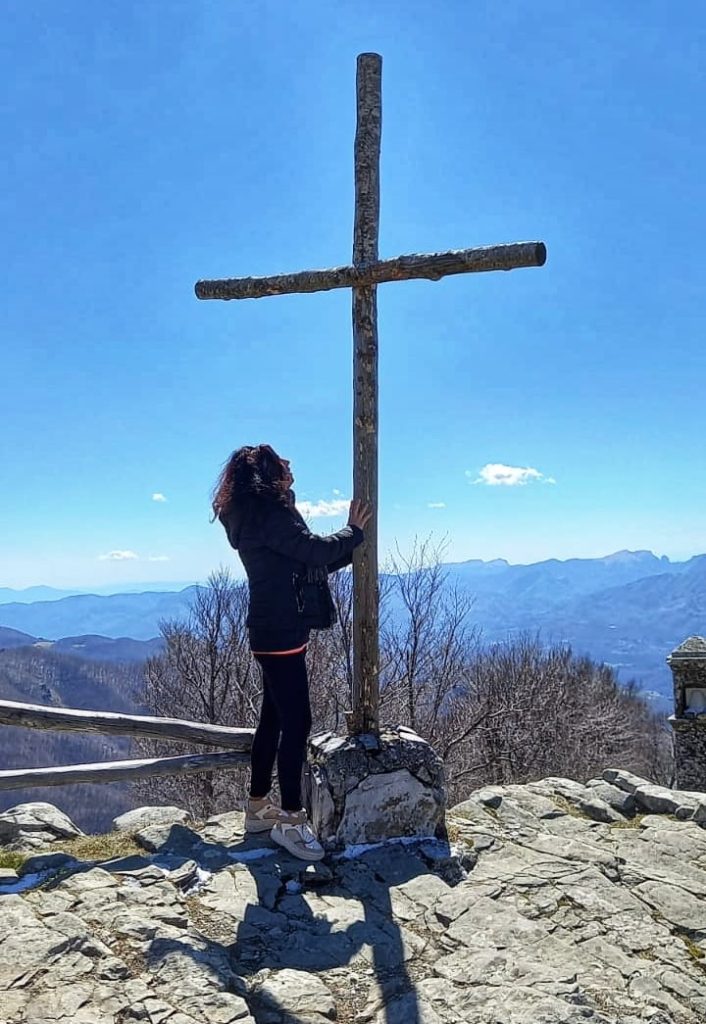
[0, 586, 77, 604]
[0, 582, 198, 604]
[1, 550, 704, 706]
[0, 589, 197, 642]
[0, 627, 163, 663]
[440, 550, 706, 705]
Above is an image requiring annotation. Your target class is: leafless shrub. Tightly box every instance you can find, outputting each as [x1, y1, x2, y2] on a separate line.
[435, 636, 672, 804]
[131, 568, 260, 819]
[306, 568, 355, 734]
[380, 536, 477, 749]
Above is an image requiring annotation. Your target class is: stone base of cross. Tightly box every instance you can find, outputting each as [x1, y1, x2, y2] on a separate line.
[304, 726, 446, 851]
[195, 53, 546, 735]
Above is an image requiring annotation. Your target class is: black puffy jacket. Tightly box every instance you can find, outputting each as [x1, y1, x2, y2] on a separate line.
[220, 492, 364, 652]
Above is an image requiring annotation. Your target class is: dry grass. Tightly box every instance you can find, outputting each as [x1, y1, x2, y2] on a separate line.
[41, 831, 145, 863]
[91, 924, 148, 978]
[609, 813, 648, 830]
[675, 930, 706, 965]
[184, 895, 235, 945]
[0, 850, 27, 871]
[556, 894, 582, 910]
[548, 795, 589, 819]
[444, 821, 463, 844]
[636, 948, 657, 961]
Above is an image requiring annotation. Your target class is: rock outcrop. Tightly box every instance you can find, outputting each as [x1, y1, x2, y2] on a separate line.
[0, 801, 84, 851]
[1, 770, 705, 1023]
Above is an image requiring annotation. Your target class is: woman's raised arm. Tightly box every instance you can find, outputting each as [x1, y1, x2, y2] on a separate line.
[264, 505, 364, 566]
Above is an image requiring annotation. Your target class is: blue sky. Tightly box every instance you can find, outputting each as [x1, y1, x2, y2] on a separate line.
[2, 2, 706, 588]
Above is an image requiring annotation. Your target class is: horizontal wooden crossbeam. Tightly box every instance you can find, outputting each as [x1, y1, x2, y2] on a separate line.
[195, 241, 546, 301]
[0, 699, 254, 750]
[0, 751, 249, 790]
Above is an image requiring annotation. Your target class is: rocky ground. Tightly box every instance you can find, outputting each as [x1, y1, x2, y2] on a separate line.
[1, 769, 706, 1024]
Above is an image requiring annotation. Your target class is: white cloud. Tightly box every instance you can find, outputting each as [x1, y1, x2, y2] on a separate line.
[428, 502, 447, 509]
[298, 498, 349, 518]
[152, 493, 168, 503]
[470, 464, 556, 487]
[332, 488, 342, 496]
[148, 555, 170, 562]
[98, 550, 139, 561]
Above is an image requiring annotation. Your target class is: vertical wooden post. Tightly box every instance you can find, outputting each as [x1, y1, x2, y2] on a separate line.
[350, 52, 382, 735]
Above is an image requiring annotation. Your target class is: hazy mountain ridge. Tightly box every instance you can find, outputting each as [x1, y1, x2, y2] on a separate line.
[0, 586, 79, 605]
[0, 588, 199, 640]
[0, 626, 39, 648]
[447, 549, 681, 604]
[407, 550, 701, 702]
[1, 550, 703, 702]
[51, 634, 164, 662]
[0, 626, 163, 663]
[0, 582, 198, 605]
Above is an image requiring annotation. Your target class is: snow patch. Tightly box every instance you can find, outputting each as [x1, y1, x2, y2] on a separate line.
[182, 866, 212, 896]
[335, 833, 438, 860]
[227, 846, 277, 864]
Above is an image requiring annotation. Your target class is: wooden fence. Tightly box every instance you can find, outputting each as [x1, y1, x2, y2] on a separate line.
[0, 699, 254, 791]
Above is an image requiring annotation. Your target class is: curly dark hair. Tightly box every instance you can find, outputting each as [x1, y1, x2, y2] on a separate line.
[211, 444, 289, 520]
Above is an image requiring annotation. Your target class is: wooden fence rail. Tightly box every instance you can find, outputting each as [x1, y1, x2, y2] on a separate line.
[0, 751, 249, 791]
[0, 699, 254, 748]
[0, 698, 254, 791]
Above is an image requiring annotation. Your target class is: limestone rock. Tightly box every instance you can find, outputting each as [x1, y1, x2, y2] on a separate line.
[252, 969, 335, 1022]
[527, 776, 623, 822]
[576, 793, 624, 823]
[633, 879, 706, 932]
[0, 801, 83, 851]
[136, 821, 208, 856]
[602, 772, 706, 820]
[112, 805, 191, 833]
[602, 768, 648, 793]
[586, 779, 638, 816]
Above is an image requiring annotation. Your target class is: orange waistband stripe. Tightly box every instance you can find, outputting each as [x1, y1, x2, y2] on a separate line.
[251, 643, 308, 657]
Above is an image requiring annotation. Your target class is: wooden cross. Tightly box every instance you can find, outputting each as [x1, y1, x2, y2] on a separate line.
[195, 52, 546, 736]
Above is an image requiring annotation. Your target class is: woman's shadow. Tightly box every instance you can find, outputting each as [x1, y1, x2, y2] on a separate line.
[143, 821, 457, 1024]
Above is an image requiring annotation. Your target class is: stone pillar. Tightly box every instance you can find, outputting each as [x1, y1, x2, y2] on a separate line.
[303, 726, 446, 850]
[668, 636, 706, 791]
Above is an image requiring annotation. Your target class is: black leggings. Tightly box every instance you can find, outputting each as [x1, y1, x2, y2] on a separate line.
[250, 650, 312, 811]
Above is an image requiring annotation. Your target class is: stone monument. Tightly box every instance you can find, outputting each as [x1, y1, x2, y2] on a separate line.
[668, 635, 706, 790]
[303, 726, 446, 850]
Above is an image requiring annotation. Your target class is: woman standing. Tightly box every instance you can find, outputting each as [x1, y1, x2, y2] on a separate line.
[212, 443, 372, 860]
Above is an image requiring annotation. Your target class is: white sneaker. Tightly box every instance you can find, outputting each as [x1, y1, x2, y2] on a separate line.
[271, 810, 325, 861]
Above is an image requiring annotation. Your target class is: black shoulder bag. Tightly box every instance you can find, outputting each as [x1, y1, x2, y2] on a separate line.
[292, 566, 337, 630]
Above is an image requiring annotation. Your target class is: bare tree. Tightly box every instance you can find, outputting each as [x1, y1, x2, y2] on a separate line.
[437, 635, 673, 804]
[306, 568, 355, 734]
[131, 568, 260, 819]
[380, 536, 477, 746]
